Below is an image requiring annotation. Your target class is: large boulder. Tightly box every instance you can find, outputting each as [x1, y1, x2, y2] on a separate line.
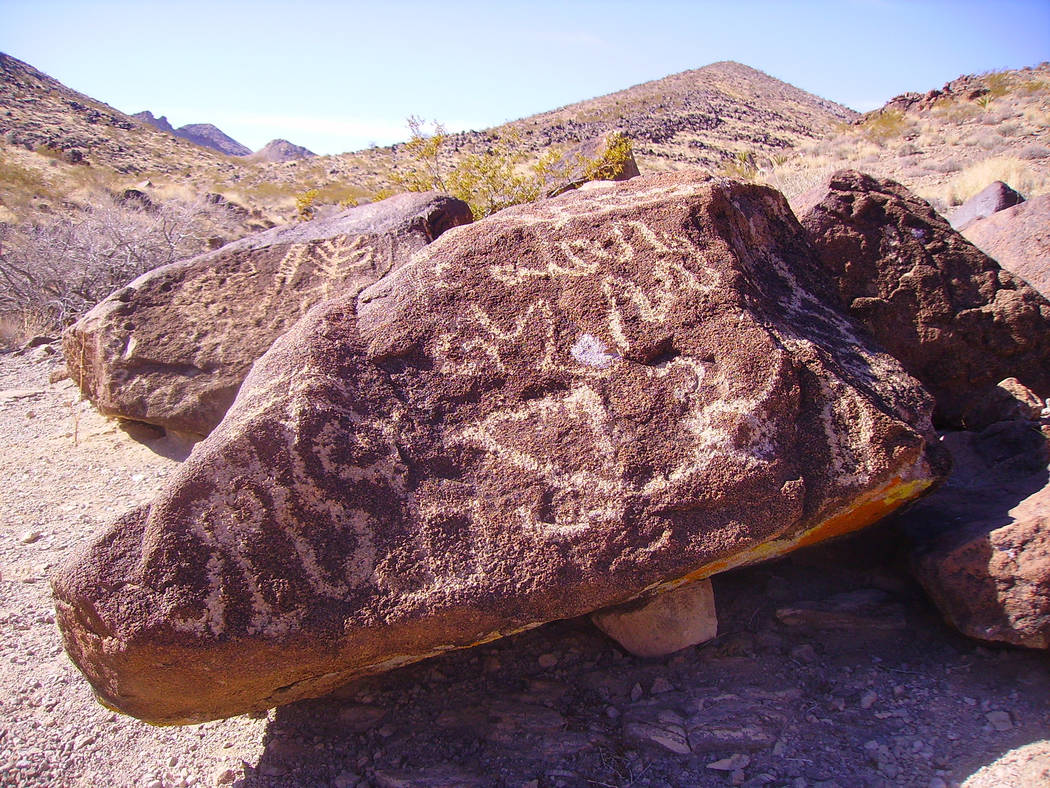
[63, 192, 472, 435]
[800, 170, 1050, 428]
[962, 193, 1050, 299]
[52, 173, 947, 724]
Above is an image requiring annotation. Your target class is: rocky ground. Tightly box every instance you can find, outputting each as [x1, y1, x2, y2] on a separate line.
[1, 349, 1048, 788]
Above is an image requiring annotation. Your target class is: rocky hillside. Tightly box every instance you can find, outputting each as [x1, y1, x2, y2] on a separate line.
[453, 60, 857, 170]
[2, 51, 1048, 234]
[770, 63, 1050, 210]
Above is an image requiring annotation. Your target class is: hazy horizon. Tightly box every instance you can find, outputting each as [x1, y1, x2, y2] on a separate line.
[2, 0, 1048, 156]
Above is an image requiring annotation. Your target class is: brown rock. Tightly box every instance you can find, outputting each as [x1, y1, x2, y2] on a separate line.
[961, 377, 1046, 431]
[63, 192, 473, 435]
[52, 172, 947, 724]
[801, 170, 1050, 427]
[910, 487, 1050, 650]
[591, 579, 718, 657]
[897, 409, 1050, 649]
[947, 181, 1025, 231]
[963, 193, 1050, 299]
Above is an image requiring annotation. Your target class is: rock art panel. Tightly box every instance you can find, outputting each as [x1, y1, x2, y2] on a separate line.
[53, 173, 947, 724]
[63, 192, 472, 435]
[801, 170, 1050, 427]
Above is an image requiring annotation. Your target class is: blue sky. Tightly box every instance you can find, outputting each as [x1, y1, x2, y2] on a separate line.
[2, 0, 1048, 155]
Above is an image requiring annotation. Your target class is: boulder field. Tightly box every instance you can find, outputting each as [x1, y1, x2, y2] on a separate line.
[63, 192, 472, 436]
[52, 172, 951, 724]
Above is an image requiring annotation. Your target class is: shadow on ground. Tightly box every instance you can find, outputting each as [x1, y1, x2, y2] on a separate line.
[236, 520, 1050, 788]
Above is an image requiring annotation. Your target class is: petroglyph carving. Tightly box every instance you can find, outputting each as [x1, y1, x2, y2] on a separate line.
[64, 193, 472, 434]
[54, 174, 947, 725]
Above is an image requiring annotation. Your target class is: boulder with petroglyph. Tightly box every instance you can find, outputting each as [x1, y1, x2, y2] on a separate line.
[52, 172, 947, 724]
[800, 170, 1050, 427]
[63, 192, 472, 436]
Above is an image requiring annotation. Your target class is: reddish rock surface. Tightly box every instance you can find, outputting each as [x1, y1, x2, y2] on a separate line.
[900, 420, 1050, 650]
[963, 193, 1050, 299]
[52, 172, 947, 724]
[63, 192, 472, 435]
[801, 170, 1050, 427]
[947, 181, 1024, 231]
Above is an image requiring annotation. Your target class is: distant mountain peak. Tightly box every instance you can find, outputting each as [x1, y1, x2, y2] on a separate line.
[173, 123, 252, 157]
[132, 111, 175, 135]
[251, 138, 316, 162]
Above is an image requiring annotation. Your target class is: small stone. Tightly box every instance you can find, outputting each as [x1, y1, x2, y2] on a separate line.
[18, 531, 42, 545]
[214, 767, 237, 785]
[606, 706, 620, 719]
[790, 644, 818, 663]
[73, 734, 95, 750]
[538, 653, 558, 668]
[731, 769, 746, 786]
[985, 710, 1012, 731]
[928, 778, 947, 788]
[630, 683, 644, 702]
[708, 754, 751, 771]
[860, 691, 877, 709]
[651, 677, 674, 694]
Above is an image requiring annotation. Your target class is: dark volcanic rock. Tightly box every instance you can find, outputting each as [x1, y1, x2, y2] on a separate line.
[963, 193, 1050, 299]
[947, 181, 1025, 231]
[64, 192, 472, 435]
[52, 172, 946, 724]
[801, 170, 1050, 428]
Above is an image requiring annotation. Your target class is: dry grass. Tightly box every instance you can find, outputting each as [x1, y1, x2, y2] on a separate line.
[943, 156, 1050, 205]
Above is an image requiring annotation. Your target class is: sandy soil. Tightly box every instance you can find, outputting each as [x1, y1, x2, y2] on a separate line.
[1, 348, 1048, 788]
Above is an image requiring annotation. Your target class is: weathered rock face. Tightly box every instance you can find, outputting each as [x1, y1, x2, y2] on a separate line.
[63, 192, 473, 435]
[800, 170, 1050, 428]
[947, 180, 1025, 231]
[53, 172, 947, 724]
[963, 193, 1050, 299]
[900, 412, 1050, 650]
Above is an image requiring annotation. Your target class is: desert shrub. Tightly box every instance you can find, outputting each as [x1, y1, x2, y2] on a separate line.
[0, 194, 218, 342]
[983, 71, 1013, 98]
[294, 188, 320, 221]
[860, 110, 906, 143]
[384, 118, 634, 217]
[1018, 144, 1050, 160]
[719, 150, 758, 181]
[583, 133, 635, 180]
[930, 157, 965, 174]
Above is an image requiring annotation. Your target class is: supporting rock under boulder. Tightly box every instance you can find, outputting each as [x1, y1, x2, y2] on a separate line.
[800, 170, 1050, 428]
[53, 172, 947, 724]
[63, 192, 472, 436]
[592, 579, 717, 657]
